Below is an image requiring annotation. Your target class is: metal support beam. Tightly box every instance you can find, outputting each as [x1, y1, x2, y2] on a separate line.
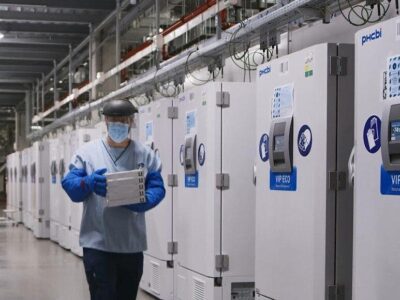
[31, 85, 35, 117]
[53, 60, 58, 119]
[35, 79, 39, 116]
[0, 79, 34, 84]
[0, 89, 29, 93]
[41, 74, 44, 115]
[0, 11, 105, 25]
[53, 60, 58, 102]
[88, 24, 93, 100]
[14, 108, 19, 149]
[0, 0, 116, 10]
[155, 0, 161, 69]
[0, 23, 89, 35]
[25, 91, 32, 135]
[0, 65, 52, 73]
[116, 0, 122, 89]
[0, 36, 82, 46]
[68, 45, 73, 112]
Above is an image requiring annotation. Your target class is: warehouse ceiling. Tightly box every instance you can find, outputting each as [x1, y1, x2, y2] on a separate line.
[0, 0, 116, 107]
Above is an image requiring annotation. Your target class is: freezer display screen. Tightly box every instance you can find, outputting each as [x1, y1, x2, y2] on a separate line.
[274, 135, 285, 152]
[391, 121, 400, 141]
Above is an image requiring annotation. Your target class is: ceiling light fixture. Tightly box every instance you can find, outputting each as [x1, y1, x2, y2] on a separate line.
[0, 33, 5, 39]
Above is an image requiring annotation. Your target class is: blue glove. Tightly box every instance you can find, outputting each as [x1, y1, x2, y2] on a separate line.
[62, 168, 107, 202]
[85, 168, 107, 197]
[125, 171, 165, 213]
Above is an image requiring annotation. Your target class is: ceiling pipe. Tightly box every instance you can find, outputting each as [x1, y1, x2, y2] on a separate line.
[28, 0, 344, 141]
[38, 0, 131, 89]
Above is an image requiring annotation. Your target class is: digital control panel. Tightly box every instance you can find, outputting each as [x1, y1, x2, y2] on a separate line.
[269, 116, 293, 173]
[382, 102, 400, 170]
[184, 134, 197, 175]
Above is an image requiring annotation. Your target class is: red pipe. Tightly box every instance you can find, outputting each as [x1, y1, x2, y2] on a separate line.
[120, 0, 217, 78]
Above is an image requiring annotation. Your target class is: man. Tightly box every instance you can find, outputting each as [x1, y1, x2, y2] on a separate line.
[61, 99, 165, 300]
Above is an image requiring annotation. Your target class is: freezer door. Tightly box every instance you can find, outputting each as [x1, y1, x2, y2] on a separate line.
[175, 83, 222, 278]
[139, 99, 174, 262]
[353, 17, 400, 300]
[255, 43, 341, 300]
[220, 82, 256, 278]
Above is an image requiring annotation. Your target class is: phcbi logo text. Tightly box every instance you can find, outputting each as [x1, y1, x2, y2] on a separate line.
[361, 28, 382, 46]
[259, 66, 271, 77]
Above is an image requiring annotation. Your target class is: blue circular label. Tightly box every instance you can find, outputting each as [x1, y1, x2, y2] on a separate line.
[298, 125, 313, 157]
[259, 134, 269, 162]
[179, 145, 184, 166]
[198, 143, 206, 166]
[363, 115, 381, 153]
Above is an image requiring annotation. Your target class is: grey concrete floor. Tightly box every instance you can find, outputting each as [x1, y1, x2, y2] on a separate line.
[0, 224, 156, 300]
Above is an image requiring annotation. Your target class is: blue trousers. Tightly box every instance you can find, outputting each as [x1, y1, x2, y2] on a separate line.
[82, 248, 143, 300]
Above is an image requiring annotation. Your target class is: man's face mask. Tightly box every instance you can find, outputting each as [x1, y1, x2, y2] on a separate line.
[108, 122, 130, 143]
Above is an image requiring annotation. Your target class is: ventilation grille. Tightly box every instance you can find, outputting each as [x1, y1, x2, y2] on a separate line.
[150, 261, 160, 294]
[193, 278, 205, 300]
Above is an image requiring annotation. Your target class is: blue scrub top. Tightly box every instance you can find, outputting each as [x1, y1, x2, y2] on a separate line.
[69, 138, 162, 253]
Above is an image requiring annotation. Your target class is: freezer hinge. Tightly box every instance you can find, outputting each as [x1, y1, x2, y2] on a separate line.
[329, 171, 347, 191]
[216, 173, 230, 190]
[215, 254, 229, 272]
[330, 56, 348, 76]
[39, 209, 44, 216]
[167, 174, 178, 187]
[168, 106, 178, 119]
[328, 285, 344, 300]
[168, 241, 178, 255]
[39, 145, 45, 151]
[216, 91, 230, 108]
[39, 177, 44, 183]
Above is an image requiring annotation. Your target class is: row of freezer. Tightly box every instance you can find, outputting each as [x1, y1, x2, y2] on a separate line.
[140, 16, 400, 300]
[6, 16, 400, 300]
[6, 127, 105, 256]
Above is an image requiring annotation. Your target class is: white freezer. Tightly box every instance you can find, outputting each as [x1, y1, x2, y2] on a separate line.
[49, 138, 60, 242]
[6, 154, 14, 213]
[255, 43, 355, 300]
[31, 141, 51, 239]
[58, 133, 72, 250]
[138, 99, 176, 300]
[21, 148, 31, 228]
[174, 82, 256, 300]
[353, 16, 400, 300]
[14, 152, 22, 223]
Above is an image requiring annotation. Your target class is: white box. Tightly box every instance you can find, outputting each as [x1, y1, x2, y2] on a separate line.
[105, 169, 145, 207]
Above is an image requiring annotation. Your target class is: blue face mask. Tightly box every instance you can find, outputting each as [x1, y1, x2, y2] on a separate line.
[108, 122, 130, 143]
